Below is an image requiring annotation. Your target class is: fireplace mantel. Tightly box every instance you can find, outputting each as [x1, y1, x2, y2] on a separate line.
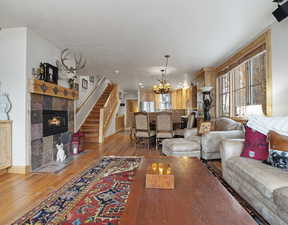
[30, 79, 78, 100]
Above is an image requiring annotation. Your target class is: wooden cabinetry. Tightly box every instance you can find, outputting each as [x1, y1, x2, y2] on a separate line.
[171, 87, 193, 110]
[0, 121, 12, 170]
[191, 84, 197, 109]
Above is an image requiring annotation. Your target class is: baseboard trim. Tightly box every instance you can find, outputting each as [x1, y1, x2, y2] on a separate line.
[105, 131, 118, 139]
[0, 169, 8, 176]
[8, 166, 32, 174]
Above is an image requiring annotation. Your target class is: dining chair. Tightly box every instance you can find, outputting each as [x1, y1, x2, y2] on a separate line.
[134, 112, 156, 149]
[174, 113, 196, 137]
[156, 112, 174, 150]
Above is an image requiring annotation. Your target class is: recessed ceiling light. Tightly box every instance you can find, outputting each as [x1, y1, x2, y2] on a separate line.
[138, 82, 143, 86]
[114, 70, 120, 74]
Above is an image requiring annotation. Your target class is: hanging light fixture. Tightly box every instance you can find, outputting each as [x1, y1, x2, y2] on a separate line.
[153, 55, 171, 94]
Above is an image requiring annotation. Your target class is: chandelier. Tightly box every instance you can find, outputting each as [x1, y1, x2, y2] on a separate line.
[153, 55, 171, 94]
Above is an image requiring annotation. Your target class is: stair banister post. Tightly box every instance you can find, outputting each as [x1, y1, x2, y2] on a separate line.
[99, 108, 105, 143]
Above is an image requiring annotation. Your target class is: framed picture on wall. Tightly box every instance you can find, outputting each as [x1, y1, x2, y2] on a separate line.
[43, 63, 58, 84]
[82, 79, 88, 89]
[74, 83, 79, 91]
[89, 76, 94, 83]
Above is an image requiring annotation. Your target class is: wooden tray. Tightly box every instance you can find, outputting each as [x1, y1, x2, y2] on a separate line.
[145, 162, 174, 189]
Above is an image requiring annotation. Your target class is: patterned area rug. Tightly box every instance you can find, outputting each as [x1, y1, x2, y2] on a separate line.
[13, 156, 142, 225]
[206, 162, 270, 225]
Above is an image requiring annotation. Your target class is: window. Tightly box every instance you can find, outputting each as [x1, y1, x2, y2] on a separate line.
[218, 73, 230, 117]
[217, 52, 266, 117]
[141, 102, 155, 112]
[232, 62, 248, 116]
[159, 94, 171, 111]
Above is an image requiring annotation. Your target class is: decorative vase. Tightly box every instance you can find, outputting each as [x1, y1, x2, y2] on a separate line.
[0, 94, 11, 120]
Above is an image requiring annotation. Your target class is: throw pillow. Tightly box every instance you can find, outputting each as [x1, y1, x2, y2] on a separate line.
[241, 126, 269, 160]
[267, 131, 288, 169]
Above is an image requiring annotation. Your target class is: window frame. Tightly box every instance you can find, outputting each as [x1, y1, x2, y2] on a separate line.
[217, 51, 267, 118]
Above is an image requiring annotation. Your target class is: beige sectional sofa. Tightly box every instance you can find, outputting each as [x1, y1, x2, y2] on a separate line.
[220, 139, 288, 225]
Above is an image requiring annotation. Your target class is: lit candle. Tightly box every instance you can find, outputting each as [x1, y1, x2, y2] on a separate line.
[166, 166, 172, 175]
[158, 163, 164, 175]
[151, 163, 158, 171]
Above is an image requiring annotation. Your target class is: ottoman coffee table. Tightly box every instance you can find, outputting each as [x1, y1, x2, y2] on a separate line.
[162, 137, 201, 157]
[119, 157, 257, 225]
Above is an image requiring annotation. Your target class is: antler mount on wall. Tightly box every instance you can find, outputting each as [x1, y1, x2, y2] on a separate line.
[60, 48, 87, 76]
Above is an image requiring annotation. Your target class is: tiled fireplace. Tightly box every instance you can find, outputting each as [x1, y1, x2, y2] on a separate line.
[31, 94, 74, 171]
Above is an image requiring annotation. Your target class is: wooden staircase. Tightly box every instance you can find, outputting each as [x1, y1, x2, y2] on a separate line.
[80, 84, 113, 144]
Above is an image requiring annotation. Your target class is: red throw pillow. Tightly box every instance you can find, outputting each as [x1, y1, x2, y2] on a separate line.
[241, 126, 269, 160]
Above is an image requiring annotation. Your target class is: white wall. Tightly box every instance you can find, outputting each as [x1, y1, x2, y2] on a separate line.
[26, 29, 60, 80]
[0, 27, 73, 167]
[0, 27, 28, 166]
[271, 19, 288, 116]
[76, 75, 100, 108]
[26, 29, 64, 165]
[117, 89, 125, 116]
[105, 87, 121, 138]
[104, 104, 119, 138]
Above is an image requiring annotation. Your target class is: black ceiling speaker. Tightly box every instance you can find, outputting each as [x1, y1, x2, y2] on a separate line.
[273, 0, 288, 22]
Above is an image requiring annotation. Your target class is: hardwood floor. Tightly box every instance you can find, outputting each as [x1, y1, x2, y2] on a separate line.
[0, 132, 160, 225]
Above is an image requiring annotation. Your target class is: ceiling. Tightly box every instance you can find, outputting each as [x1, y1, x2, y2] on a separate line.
[0, 0, 276, 92]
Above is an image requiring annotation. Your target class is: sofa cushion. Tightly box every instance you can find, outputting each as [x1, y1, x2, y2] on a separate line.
[163, 138, 200, 152]
[241, 126, 269, 161]
[185, 135, 201, 143]
[215, 118, 242, 131]
[157, 132, 174, 138]
[226, 157, 288, 199]
[136, 130, 156, 137]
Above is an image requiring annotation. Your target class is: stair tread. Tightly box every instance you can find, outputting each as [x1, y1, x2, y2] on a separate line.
[84, 134, 99, 137]
[82, 121, 99, 127]
[81, 131, 99, 134]
[80, 84, 114, 145]
[85, 119, 100, 122]
[81, 127, 99, 131]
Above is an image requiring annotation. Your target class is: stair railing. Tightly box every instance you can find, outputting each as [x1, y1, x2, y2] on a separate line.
[75, 77, 110, 132]
[99, 84, 119, 143]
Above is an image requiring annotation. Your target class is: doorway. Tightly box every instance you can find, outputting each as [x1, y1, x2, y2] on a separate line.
[126, 99, 138, 128]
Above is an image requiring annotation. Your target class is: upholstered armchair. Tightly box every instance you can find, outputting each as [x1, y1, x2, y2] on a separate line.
[201, 118, 244, 160]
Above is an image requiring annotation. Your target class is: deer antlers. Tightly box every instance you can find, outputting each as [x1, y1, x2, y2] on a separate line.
[60, 48, 86, 74]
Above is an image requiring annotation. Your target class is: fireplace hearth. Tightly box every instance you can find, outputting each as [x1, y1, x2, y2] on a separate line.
[31, 94, 74, 171]
[43, 110, 68, 137]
